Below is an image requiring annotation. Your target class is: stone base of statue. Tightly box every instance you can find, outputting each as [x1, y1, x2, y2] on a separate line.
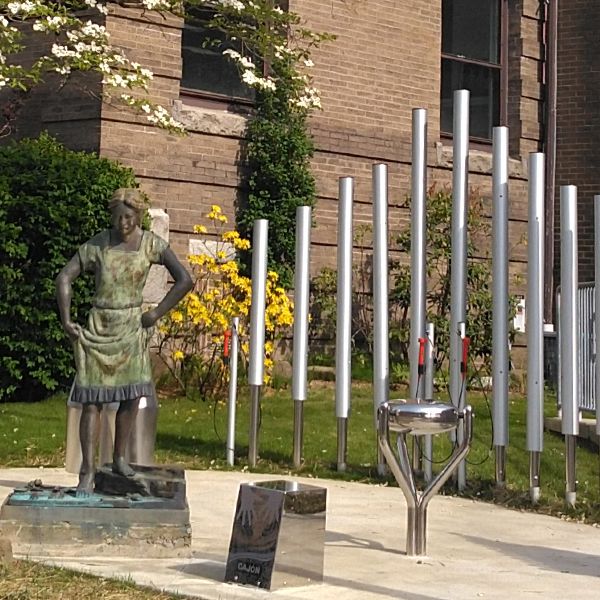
[0, 465, 191, 558]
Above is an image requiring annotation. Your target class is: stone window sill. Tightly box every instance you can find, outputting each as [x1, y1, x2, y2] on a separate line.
[173, 101, 248, 137]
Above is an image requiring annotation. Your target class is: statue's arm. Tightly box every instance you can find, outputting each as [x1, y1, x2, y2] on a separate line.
[55, 256, 83, 341]
[141, 247, 193, 328]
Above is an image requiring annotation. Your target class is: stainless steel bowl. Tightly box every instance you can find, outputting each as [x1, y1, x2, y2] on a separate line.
[386, 401, 459, 435]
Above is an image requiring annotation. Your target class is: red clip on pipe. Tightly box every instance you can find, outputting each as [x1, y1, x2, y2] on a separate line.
[418, 337, 426, 375]
[461, 336, 470, 378]
[223, 329, 232, 364]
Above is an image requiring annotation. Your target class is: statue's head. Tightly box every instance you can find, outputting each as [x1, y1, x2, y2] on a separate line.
[108, 188, 146, 237]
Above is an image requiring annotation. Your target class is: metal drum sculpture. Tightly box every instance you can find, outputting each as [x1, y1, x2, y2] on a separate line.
[377, 401, 473, 556]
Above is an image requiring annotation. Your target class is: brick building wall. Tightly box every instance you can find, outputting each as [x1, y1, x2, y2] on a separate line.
[4, 1, 546, 368]
[556, 1, 600, 283]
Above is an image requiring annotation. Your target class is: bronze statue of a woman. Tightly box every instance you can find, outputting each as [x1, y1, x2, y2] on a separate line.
[56, 188, 193, 496]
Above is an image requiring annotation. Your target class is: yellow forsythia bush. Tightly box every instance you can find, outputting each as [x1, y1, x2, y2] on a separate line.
[156, 205, 294, 399]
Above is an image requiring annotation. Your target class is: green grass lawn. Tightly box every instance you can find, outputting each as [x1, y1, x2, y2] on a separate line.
[1, 382, 599, 522]
[0, 561, 190, 599]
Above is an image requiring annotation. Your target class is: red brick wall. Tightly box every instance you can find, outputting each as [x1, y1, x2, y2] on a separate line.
[556, 0, 600, 283]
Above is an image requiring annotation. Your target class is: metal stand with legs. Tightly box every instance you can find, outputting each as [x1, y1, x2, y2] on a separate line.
[377, 401, 473, 556]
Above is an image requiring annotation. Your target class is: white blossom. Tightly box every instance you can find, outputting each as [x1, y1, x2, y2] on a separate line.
[217, 0, 245, 11]
[141, 0, 178, 10]
[223, 48, 254, 69]
[7, 1, 42, 16]
[33, 16, 70, 32]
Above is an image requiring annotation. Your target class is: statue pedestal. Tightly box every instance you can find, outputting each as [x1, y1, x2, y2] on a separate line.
[0, 465, 191, 558]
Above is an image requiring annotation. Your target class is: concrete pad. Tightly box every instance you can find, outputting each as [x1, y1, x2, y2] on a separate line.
[1, 467, 599, 599]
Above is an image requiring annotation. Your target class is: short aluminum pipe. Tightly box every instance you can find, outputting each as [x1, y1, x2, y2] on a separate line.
[336, 177, 353, 472]
[409, 109, 428, 403]
[492, 126, 509, 487]
[409, 110, 428, 475]
[423, 322, 435, 483]
[449, 89, 470, 491]
[594, 195, 600, 438]
[560, 186, 578, 506]
[226, 317, 239, 466]
[248, 219, 268, 467]
[565, 434, 577, 507]
[292, 206, 312, 468]
[527, 153, 545, 500]
[377, 402, 473, 556]
[529, 451, 541, 504]
[372, 164, 389, 475]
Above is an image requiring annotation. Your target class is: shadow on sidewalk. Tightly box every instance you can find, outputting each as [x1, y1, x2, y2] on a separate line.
[458, 533, 600, 578]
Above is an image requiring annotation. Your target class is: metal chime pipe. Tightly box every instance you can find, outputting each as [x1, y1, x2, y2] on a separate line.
[226, 317, 239, 466]
[492, 126, 509, 487]
[409, 108, 428, 403]
[423, 322, 435, 483]
[527, 153, 545, 502]
[292, 206, 312, 468]
[336, 177, 353, 472]
[372, 163, 389, 476]
[560, 185, 578, 507]
[248, 219, 268, 468]
[409, 109, 428, 473]
[595, 195, 600, 440]
[449, 89, 470, 490]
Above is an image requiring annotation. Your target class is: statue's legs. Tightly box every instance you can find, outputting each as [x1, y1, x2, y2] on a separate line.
[77, 403, 101, 497]
[113, 397, 140, 477]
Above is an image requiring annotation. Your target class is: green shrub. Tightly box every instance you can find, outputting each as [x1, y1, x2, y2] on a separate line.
[0, 134, 137, 402]
[237, 87, 316, 288]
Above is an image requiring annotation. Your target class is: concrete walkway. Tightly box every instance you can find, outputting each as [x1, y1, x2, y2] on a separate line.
[1, 467, 599, 600]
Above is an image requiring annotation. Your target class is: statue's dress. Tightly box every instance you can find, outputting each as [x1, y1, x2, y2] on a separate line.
[70, 229, 168, 404]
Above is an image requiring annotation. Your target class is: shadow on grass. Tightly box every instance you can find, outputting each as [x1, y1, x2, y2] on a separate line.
[155, 432, 224, 458]
[155, 433, 294, 465]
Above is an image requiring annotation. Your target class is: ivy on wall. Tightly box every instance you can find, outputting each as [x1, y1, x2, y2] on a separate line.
[189, 0, 334, 286]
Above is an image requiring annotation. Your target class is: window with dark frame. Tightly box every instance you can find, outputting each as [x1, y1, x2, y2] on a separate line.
[441, 0, 505, 141]
[180, 1, 289, 105]
[181, 6, 254, 103]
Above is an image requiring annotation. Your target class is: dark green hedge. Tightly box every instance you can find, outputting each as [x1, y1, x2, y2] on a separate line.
[0, 134, 137, 402]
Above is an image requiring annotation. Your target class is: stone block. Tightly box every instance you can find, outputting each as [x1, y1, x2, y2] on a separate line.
[143, 208, 170, 305]
[0, 467, 191, 558]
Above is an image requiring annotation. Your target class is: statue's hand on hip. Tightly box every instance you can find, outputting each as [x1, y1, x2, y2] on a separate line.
[141, 309, 158, 329]
[63, 321, 82, 342]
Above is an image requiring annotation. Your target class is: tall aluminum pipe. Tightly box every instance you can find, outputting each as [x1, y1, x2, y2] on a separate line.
[409, 109, 428, 404]
[248, 219, 269, 468]
[595, 195, 600, 438]
[492, 126, 510, 487]
[449, 89, 470, 490]
[560, 185, 578, 507]
[292, 206, 312, 468]
[336, 177, 353, 472]
[226, 316, 240, 466]
[526, 153, 545, 503]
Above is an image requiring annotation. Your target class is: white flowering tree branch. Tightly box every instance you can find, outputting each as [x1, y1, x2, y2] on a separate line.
[192, 0, 333, 113]
[0, 1, 333, 135]
[0, 0, 185, 132]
